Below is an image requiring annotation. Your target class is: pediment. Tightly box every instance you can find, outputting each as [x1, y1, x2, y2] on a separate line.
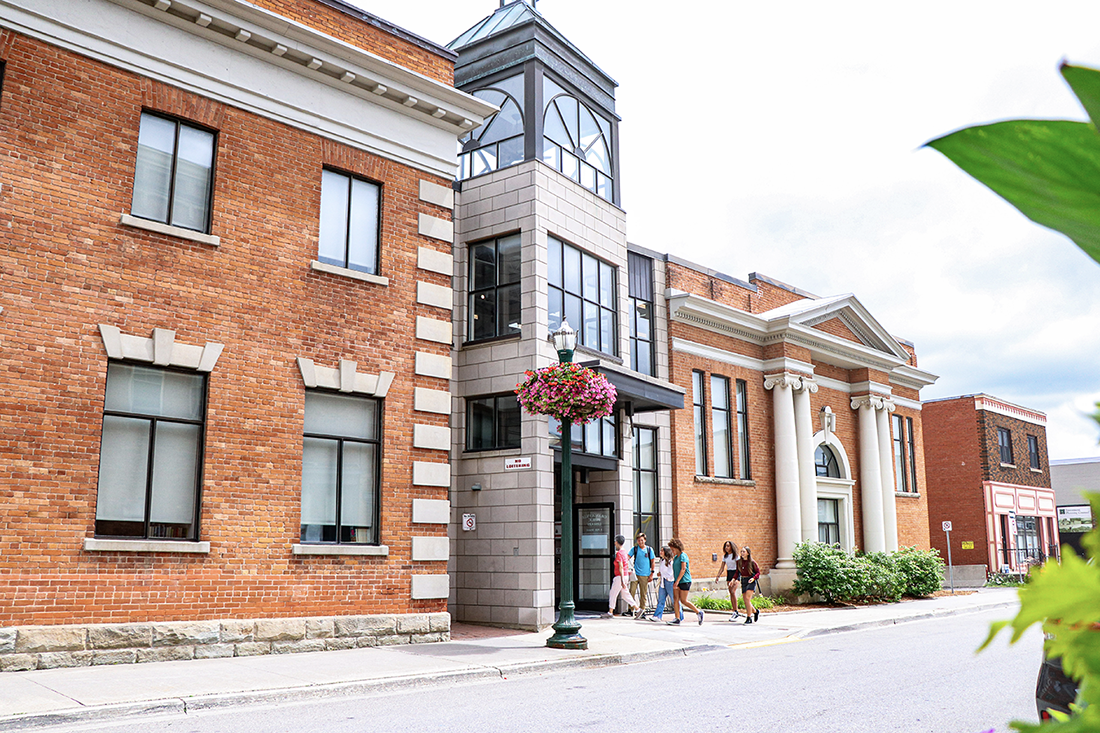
[780, 296, 910, 362]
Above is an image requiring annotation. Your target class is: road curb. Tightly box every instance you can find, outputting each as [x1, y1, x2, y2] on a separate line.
[0, 643, 722, 731]
[795, 600, 1018, 639]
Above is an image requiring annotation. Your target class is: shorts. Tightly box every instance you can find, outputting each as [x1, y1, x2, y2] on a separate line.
[740, 578, 757, 593]
[726, 570, 737, 583]
[677, 582, 691, 592]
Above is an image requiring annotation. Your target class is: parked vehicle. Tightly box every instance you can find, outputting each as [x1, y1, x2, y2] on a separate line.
[1036, 647, 1077, 721]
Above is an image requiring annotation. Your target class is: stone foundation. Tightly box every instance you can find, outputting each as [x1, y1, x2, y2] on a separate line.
[0, 613, 450, 672]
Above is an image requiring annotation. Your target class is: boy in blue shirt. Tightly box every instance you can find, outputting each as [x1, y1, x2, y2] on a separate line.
[628, 533, 657, 619]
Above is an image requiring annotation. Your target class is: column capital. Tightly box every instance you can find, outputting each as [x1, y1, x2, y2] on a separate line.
[850, 394, 896, 412]
[764, 372, 815, 392]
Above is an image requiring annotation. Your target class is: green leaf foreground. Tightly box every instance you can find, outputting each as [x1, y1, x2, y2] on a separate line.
[925, 64, 1100, 266]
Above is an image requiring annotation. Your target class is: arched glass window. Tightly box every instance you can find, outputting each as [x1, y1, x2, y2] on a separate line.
[542, 93, 613, 201]
[815, 444, 840, 478]
[458, 81, 525, 180]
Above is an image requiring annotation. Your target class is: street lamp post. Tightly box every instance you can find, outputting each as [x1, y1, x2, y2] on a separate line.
[546, 319, 587, 650]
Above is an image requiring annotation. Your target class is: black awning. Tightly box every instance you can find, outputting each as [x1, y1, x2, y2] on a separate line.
[581, 362, 685, 414]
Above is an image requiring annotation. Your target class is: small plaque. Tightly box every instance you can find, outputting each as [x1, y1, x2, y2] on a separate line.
[504, 456, 531, 471]
[961, 541, 974, 550]
[462, 513, 476, 531]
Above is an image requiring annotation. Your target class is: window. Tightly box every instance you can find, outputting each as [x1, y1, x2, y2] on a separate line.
[998, 427, 1014, 465]
[1028, 434, 1041, 470]
[711, 375, 733, 478]
[548, 236, 617, 355]
[628, 252, 654, 376]
[458, 76, 525, 179]
[466, 394, 521, 451]
[468, 234, 521, 341]
[736, 379, 751, 479]
[633, 427, 658, 547]
[693, 371, 707, 475]
[95, 363, 206, 540]
[549, 414, 618, 458]
[318, 168, 381, 275]
[907, 417, 919, 492]
[891, 415, 919, 493]
[814, 444, 840, 478]
[0, 61, 6, 109]
[301, 391, 381, 544]
[542, 77, 613, 201]
[818, 498, 840, 545]
[131, 112, 216, 233]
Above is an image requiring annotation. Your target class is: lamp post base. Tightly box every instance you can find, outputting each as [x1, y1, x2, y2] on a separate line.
[546, 604, 587, 649]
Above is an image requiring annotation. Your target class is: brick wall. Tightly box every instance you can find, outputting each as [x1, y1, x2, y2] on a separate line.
[922, 398, 988, 566]
[0, 28, 452, 626]
[977, 411, 1051, 487]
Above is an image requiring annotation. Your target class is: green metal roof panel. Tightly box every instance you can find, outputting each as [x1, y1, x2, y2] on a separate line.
[448, 1, 536, 50]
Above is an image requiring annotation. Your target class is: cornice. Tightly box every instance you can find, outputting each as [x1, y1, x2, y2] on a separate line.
[891, 364, 939, 390]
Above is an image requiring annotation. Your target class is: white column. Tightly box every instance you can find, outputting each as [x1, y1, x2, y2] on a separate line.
[766, 373, 801, 569]
[876, 401, 899, 551]
[793, 377, 819, 544]
[853, 395, 885, 553]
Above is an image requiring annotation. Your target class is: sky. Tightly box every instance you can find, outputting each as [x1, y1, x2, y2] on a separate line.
[356, 0, 1100, 460]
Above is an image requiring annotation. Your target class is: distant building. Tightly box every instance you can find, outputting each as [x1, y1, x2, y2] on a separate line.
[923, 395, 1059, 575]
[1049, 456, 1099, 555]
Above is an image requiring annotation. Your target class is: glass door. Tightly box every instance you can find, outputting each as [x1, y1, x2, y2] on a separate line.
[575, 502, 614, 611]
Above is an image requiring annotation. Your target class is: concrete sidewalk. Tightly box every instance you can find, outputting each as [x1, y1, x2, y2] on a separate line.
[0, 588, 1018, 731]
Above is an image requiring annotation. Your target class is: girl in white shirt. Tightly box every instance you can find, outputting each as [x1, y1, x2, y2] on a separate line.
[650, 545, 677, 622]
[714, 540, 742, 620]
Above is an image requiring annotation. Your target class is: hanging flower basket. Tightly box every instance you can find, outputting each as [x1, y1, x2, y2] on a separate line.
[514, 362, 617, 425]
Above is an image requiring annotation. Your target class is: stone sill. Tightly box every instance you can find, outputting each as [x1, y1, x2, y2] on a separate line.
[1000, 463, 1016, 469]
[895, 492, 921, 499]
[694, 475, 755, 487]
[83, 538, 210, 553]
[292, 544, 389, 556]
[310, 260, 389, 286]
[119, 214, 220, 246]
[1030, 467, 1044, 474]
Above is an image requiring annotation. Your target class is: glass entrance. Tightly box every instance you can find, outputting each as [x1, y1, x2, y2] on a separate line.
[575, 502, 614, 611]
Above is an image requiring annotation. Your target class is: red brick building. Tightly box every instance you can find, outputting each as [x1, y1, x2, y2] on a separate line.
[660, 262, 937, 592]
[923, 395, 1058, 577]
[0, 0, 490, 667]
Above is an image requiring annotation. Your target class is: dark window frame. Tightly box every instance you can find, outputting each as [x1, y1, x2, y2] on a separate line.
[0, 60, 6, 109]
[1027, 434, 1040, 470]
[300, 390, 384, 546]
[632, 426, 659, 550]
[710, 374, 733, 479]
[693, 370, 707, 476]
[131, 110, 218, 234]
[906, 416, 919, 492]
[549, 413, 620, 459]
[628, 252, 654, 377]
[317, 166, 383, 276]
[465, 393, 522, 452]
[892, 413, 909, 493]
[817, 498, 840, 545]
[548, 236, 618, 357]
[94, 361, 207, 541]
[814, 444, 840, 478]
[735, 379, 751, 479]
[998, 427, 1014, 465]
[467, 233, 522, 343]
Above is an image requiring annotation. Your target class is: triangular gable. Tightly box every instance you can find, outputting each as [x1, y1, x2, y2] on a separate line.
[811, 316, 865, 346]
[759, 294, 911, 361]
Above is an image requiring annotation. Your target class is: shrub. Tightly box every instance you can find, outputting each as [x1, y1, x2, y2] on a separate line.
[792, 542, 862, 603]
[894, 546, 944, 597]
[863, 551, 905, 601]
[692, 593, 777, 611]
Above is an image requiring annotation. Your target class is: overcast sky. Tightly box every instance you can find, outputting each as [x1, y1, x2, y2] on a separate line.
[357, 0, 1100, 460]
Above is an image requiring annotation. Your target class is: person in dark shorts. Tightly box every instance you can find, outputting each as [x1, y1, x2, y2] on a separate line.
[714, 540, 741, 620]
[668, 538, 704, 625]
[737, 545, 761, 624]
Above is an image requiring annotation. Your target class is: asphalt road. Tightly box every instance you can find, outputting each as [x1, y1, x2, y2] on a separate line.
[46, 608, 1042, 733]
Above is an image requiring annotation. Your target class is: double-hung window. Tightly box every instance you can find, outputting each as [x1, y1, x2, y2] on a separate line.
[95, 363, 206, 540]
[1028, 435, 1041, 470]
[466, 394, 521, 451]
[548, 236, 617, 355]
[711, 375, 733, 478]
[301, 391, 381, 545]
[469, 234, 521, 341]
[318, 168, 381, 275]
[628, 252, 654, 376]
[735, 379, 751, 479]
[892, 414, 919, 493]
[693, 371, 707, 476]
[131, 112, 216, 233]
[633, 427, 658, 546]
[998, 427, 1014, 465]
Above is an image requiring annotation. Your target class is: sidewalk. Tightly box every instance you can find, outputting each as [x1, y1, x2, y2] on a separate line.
[0, 588, 1018, 731]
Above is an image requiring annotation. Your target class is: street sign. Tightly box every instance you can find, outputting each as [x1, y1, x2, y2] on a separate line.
[961, 541, 974, 549]
[943, 521, 954, 592]
[942, 521, 952, 532]
[462, 513, 476, 531]
[504, 456, 531, 471]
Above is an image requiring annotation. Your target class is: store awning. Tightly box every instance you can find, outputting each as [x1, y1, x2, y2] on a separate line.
[581, 361, 685, 414]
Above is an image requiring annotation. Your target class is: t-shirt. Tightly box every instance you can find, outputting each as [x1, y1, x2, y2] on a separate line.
[614, 548, 631, 578]
[658, 558, 675, 582]
[723, 553, 738, 572]
[673, 552, 692, 584]
[628, 545, 655, 576]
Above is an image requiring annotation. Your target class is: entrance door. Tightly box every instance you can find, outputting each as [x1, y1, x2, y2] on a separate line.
[575, 502, 615, 612]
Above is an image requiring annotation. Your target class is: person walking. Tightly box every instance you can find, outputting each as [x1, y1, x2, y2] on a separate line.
[714, 540, 742, 621]
[737, 545, 762, 624]
[628, 532, 657, 618]
[668, 538, 704, 626]
[604, 534, 641, 619]
[650, 545, 676, 622]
